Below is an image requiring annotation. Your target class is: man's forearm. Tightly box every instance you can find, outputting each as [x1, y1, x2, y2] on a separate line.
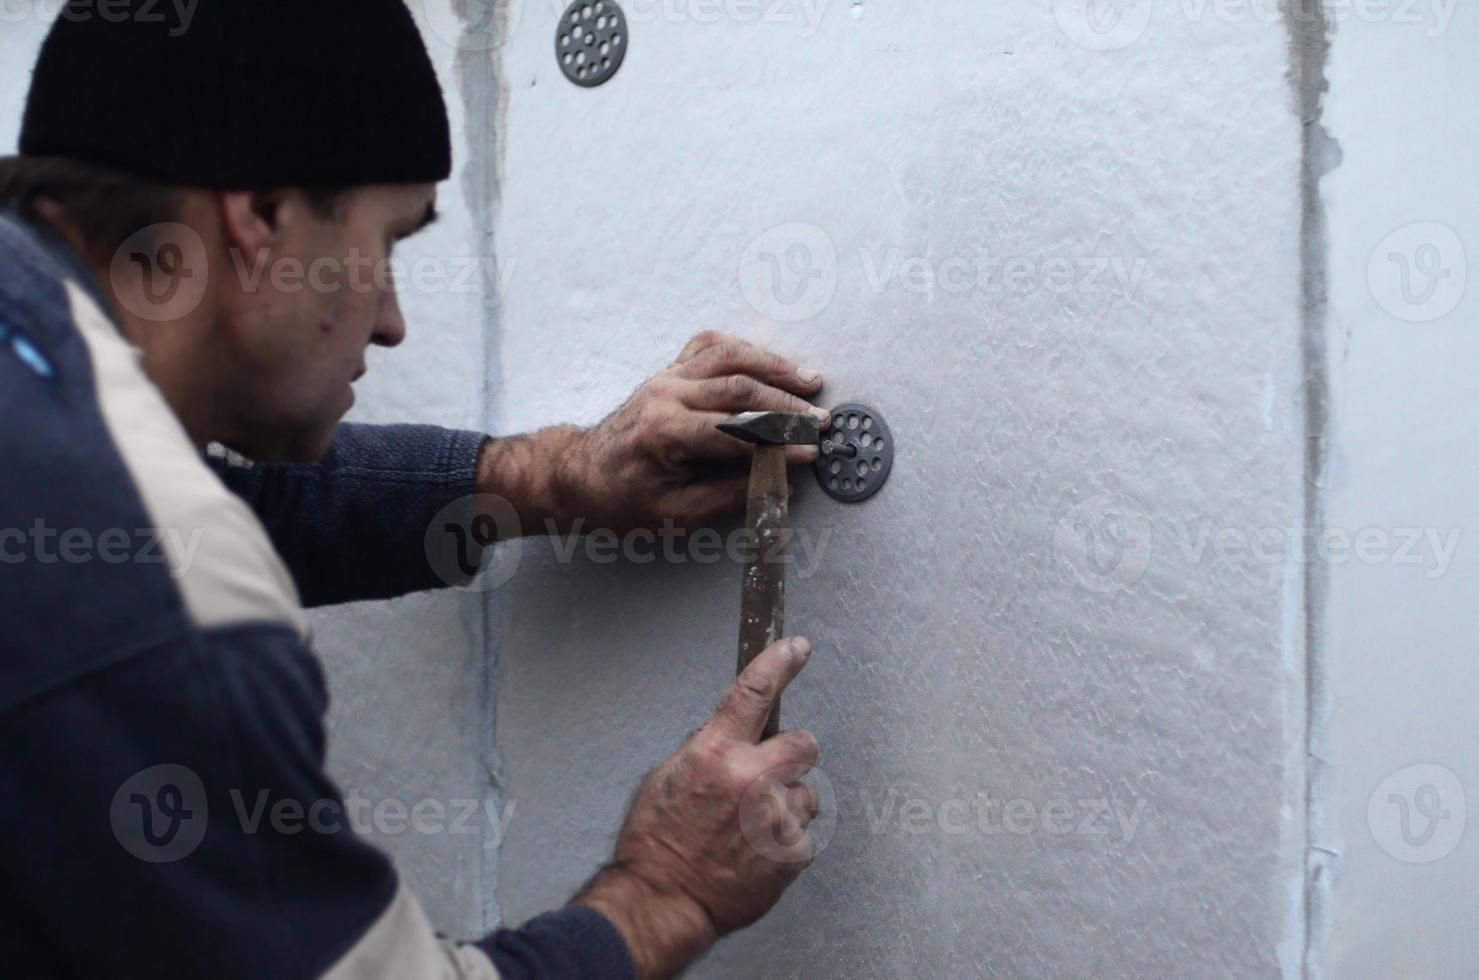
[475, 426, 586, 536]
[572, 864, 716, 980]
[214, 423, 488, 606]
[472, 334, 829, 542]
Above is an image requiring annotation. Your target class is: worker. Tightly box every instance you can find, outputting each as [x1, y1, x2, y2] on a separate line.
[0, 2, 826, 977]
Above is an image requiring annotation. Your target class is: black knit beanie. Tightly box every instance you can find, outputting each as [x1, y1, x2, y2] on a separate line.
[19, 0, 452, 188]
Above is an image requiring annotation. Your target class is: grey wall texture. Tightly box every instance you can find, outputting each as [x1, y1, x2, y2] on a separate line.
[3, 0, 1476, 975]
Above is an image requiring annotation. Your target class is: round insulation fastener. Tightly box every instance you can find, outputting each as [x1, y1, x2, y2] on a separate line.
[814, 403, 893, 503]
[556, 1, 627, 87]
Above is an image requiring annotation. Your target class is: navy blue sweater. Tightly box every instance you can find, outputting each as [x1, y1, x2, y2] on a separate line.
[0, 211, 634, 979]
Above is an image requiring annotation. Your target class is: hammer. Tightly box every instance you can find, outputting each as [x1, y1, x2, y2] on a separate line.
[716, 410, 821, 739]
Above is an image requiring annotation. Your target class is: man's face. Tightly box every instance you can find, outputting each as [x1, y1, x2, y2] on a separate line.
[215, 183, 437, 461]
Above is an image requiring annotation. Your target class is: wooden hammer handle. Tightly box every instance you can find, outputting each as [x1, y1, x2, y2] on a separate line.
[736, 444, 788, 740]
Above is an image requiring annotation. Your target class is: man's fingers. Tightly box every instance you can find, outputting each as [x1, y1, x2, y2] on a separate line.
[784, 832, 818, 869]
[708, 637, 813, 743]
[674, 329, 746, 364]
[673, 412, 821, 465]
[680, 413, 754, 461]
[752, 729, 820, 777]
[784, 444, 820, 465]
[786, 782, 820, 825]
[682, 376, 829, 426]
[675, 338, 823, 398]
[666, 469, 808, 527]
[667, 477, 750, 527]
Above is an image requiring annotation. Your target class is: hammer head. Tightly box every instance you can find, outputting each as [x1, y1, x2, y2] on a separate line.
[716, 411, 820, 446]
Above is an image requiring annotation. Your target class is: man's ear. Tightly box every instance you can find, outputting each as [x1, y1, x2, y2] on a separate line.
[217, 189, 297, 254]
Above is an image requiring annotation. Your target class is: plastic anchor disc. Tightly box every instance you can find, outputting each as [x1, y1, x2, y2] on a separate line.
[814, 402, 893, 503]
[556, 0, 627, 88]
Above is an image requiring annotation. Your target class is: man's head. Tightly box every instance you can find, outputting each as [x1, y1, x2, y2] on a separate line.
[186, 179, 441, 461]
[6, 0, 452, 461]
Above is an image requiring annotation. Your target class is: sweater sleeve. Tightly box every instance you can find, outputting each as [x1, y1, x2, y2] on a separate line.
[208, 423, 491, 607]
[0, 621, 637, 980]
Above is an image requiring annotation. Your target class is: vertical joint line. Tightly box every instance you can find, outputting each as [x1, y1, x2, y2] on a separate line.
[453, 0, 512, 935]
[1287, 1, 1334, 977]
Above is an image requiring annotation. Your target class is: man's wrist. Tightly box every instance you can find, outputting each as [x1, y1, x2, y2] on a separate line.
[572, 862, 716, 980]
[474, 425, 586, 536]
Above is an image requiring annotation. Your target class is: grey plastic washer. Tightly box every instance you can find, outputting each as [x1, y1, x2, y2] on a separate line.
[556, 1, 627, 87]
[814, 403, 893, 503]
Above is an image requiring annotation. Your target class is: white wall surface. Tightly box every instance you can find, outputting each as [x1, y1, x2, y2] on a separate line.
[1319, 5, 1478, 977]
[0, 13, 43, 151]
[485, 2, 1307, 975]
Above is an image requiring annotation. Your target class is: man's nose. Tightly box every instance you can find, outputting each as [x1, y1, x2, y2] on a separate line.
[372, 280, 407, 348]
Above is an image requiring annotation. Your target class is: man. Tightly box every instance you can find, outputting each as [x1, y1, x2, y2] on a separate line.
[0, 2, 827, 977]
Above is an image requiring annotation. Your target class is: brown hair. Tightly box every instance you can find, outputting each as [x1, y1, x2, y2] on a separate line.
[0, 155, 348, 265]
[0, 155, 182, 265]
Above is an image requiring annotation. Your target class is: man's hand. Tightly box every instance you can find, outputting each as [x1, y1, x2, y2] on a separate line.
[573, 637, 821, 980]
[476, 331, 828, 535]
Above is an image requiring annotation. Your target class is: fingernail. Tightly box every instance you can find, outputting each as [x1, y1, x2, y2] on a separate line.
[798, 367, 821, 384]
[810, 406, 830, 422]
[789, 637, 812, 661]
